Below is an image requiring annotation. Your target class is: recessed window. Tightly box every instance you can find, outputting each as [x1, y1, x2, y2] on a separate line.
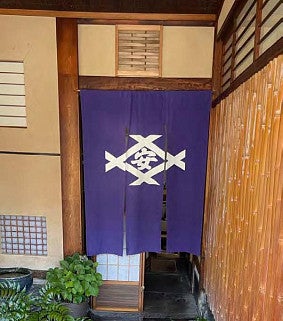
[0, 61, 27, 127]
[0, 215, 47, 256]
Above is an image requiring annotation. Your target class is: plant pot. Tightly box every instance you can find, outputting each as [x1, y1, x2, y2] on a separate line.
[0, 268, 33, 291]
[62, 301, 90, 318]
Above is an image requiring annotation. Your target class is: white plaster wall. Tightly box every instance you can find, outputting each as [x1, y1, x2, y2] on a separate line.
[78, 25, 214, 78]
[0, 15, 60, 153]
[78, 25, 116, 76]
[0, 15, 63, 270]
[0, 155, 63, 269]
[162, 27, 214, 78]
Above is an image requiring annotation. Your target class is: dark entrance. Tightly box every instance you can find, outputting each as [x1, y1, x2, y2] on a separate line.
[143, 252, 199, 320]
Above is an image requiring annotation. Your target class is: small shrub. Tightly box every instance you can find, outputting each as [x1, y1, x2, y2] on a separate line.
[46, 253, 103, 304]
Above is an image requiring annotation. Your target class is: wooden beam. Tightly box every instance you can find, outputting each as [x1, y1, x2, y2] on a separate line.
[78, 18, 215, 26]
[57, 18, 83, 256]
[0, 0, 220, 14]
[0, 9, 216, 23]
[79, 76, 212, 91]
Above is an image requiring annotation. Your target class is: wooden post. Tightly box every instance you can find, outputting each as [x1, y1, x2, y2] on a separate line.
[211, 28, 223, 99]
[56, 18, 83, 256]
[254, 0, 263, 60]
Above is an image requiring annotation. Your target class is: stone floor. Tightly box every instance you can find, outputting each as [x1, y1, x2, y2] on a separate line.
[143, 257, 198, 320]
[90, 256, 202, 321]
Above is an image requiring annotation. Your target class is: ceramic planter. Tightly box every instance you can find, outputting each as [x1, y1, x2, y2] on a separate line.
[62, 301, 90, 318]
[0, 268, 33, 291]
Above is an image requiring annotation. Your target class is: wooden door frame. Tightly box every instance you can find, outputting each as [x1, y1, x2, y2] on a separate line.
[57, 16, 212, 258]
[92, 253, 145, 312]
[139, 253, 146, 311]
[57, 17, 212, 311]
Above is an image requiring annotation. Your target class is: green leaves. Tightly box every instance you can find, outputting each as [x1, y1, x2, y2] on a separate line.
[66, 281, 74, 288]
[0, 281, 87, 321]
[0, 281, 33, 321]
[46, 253, 103, 304]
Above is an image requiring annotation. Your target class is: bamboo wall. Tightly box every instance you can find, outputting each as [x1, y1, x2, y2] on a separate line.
[203, 56, 283, 321]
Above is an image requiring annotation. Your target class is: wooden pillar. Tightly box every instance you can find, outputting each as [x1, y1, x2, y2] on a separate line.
[211, 27, 223, 99]
[56, 18, 83, 256]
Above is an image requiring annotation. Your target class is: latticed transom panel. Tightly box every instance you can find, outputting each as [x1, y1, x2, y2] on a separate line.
[116, 25, 162, 77]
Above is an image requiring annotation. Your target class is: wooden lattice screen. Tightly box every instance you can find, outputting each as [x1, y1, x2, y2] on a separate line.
[219, 0, 282, 94]
[203, 56, 283, 321]
[116, 25, 162, 77]
[0, 61, 27, 127]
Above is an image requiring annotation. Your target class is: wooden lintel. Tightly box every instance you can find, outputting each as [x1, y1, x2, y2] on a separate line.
[78, 18, 215, 26]
[0, 8, 216, 23]
[79, 76, 212, 91]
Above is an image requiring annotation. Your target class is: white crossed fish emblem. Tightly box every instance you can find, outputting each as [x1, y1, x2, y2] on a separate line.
[105, 135, 186, 186]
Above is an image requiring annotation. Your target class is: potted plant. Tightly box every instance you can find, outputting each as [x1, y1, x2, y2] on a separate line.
[0, 281, 88, 321]
[46, 253, 103, 318]
[0, 267, 33, 291]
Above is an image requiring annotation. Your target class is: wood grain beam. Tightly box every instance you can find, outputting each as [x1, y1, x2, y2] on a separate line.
[79, 76, 212, 91]
[0, 9, 216, 23]
[57, 18, 83, 256]
[0, 0, 220, 14]
[78, 18, 215, 26]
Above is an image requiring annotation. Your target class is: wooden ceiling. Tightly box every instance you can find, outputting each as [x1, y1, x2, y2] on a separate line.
[0, 0, 222, 15]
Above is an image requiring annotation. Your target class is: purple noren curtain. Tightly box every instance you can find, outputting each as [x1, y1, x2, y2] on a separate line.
[165, 91, 211, 255]
[81, 90, 211, 256]
[126, 92, 165, 254]
[81, 91, 130, 255]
